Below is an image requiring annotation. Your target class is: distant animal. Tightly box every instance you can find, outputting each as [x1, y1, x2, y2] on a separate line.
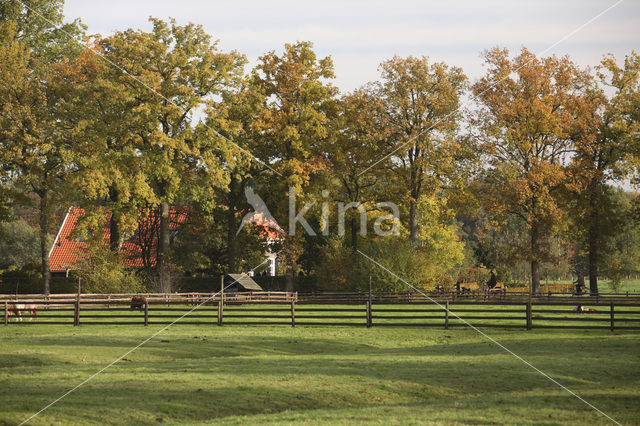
[8, 303, 38, 322]
[573, 305, 597, 313]
[487, 271, 498, 289]
[487, 287, 504, 296]
[130, 296, 147, 311]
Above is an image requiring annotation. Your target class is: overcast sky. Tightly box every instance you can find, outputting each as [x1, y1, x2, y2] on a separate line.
[63, 0, 639, 93]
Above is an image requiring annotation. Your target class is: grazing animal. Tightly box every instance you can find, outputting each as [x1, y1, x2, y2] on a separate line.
[487, 287, 505, 296]
[130, 295, 147, 311]
[573, 305, 597, 313]
[8, 304, 38, 322]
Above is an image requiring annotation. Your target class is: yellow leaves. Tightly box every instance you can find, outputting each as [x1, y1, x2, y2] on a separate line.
[474, 47, 597, 237]
[250, 41, 336, 195]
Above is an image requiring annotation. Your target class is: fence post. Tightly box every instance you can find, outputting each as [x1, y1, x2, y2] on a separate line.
[220, 275, 224, 303]
[74, 299, 80, 327]
[526, 301, 532, 330]
[217, 299, 223, 326]
[445, 301, 449, 330]
[144, 302, 149, 326]
[610, 303, 614, 332]
[4, 301, 7, 325]
[365, 301, 371, 328]
[291, 301, 295, 327]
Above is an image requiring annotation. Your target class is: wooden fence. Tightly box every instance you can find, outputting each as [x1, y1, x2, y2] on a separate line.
[296, 291, 640, 305]
[2, 293, 640, 330]
[0, 291, 295, 305]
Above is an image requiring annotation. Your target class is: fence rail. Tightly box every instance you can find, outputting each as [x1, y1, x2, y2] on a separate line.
[0, 291, 296, 304]
[2, 292, 640, 330]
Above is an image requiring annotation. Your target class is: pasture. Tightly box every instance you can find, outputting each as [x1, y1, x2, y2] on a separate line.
[1, 324, 639, 425]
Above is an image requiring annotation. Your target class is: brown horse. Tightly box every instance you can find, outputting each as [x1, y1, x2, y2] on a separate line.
[130, 296, 147, 311]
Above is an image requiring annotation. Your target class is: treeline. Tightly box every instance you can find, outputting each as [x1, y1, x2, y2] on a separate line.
[1, 1, 639, 295]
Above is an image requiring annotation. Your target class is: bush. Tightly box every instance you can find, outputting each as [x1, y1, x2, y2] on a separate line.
[314, 237, 354, 291]
[0, 263, 78, 294]
[75, 245, 145, 294]
[0, 219, 43, 269]
[0, 267, 39, 294]
[351, 234, 463, 292]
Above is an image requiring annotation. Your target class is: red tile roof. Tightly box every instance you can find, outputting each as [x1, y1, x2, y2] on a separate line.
[249, 212, 285, 240]
[48, 207, 188, 272]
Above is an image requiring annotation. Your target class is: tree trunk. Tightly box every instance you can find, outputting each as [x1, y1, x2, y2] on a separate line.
[576, 274, 585, 294]
[158, 202, 171, 290]
[285, 266, 294, 292]
[109, 215, 120, 252]
[531, 260, 540, 295]
[587, 190, 599, 295]
[108, 187, 120, 252]
[409, 199, 419, 246]
[530, 221, 541, 295]
[350, 216, 357, 254]
[227, 180, 237, 273]
[39, 190, 51, 295]
[588, 235, 599, 296]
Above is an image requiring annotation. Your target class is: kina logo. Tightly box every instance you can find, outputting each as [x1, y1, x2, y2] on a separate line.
[237, 187, 284, 236]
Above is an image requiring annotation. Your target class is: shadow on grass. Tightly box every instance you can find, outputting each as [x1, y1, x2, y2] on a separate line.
[1, 328, 638, 424]
[3, 375, 637, 425]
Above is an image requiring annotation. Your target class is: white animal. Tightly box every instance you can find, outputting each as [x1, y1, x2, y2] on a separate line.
[8, 304, 38, 322]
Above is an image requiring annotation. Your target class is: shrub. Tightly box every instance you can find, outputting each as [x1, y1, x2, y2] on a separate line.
[75, 245, 145, 293]
[315, 237, 354, 291]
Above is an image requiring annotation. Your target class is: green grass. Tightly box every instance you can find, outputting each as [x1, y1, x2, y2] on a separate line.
[1, 324, 639, 425]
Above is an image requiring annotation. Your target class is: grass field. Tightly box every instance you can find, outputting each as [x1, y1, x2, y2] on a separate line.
[1, 324, 639, 425]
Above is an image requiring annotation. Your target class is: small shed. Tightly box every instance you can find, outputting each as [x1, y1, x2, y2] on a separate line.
[224, 274, 263, 292]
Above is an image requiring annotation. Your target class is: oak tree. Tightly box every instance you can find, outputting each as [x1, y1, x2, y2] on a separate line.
[473, 47, 590, 294]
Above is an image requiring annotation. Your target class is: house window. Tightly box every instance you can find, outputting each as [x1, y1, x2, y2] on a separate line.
[74, 230, 92, 242]
[268, 257, 277, 277]
[123, 230, 138, 242]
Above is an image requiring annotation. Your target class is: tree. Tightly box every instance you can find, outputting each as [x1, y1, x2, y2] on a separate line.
[87, 18, 245, 286]
[598, 189, 640, 291]
[565, 51, 640, 294]
[0, 0, 84, 63]
[248, 41, 338, 290]
[202, 77, 267, 273]
[0, 5, 84, 293]
[61, 46, 155, 253]
[375, 56, 467, 246]
[473, 47, 590, 294]
[326, 88, 389, 253]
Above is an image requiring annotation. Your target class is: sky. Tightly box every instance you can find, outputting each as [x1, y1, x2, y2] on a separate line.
[62, 0, 639, 93]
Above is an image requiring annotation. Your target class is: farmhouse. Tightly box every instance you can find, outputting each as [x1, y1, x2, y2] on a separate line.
[48, 207, 281, 277]
[48, 207, 188, 274]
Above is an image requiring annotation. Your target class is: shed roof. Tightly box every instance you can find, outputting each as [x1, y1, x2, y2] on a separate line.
[226, 274, 263, 291]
